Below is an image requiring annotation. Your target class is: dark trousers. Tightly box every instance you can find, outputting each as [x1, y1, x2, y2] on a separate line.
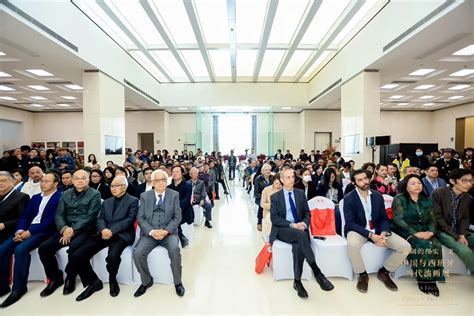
[228, 166, 235, 179]
[0, 232, 52, 293]
[38, 231, 92, 281]
[215, 179, 228, 198]
[276, 227, 320, 280]
[65, 235, 128, 286]
[257, 206, 263, 225]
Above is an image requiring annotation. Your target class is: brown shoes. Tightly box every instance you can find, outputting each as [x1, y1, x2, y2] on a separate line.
[257, 224, 262, 231]
[377, 269, 398, 291]
[356, 274, 369, 293]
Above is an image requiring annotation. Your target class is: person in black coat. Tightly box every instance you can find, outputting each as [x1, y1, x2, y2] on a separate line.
[0, 171, 30, 243]
[24, 148, 46, 172]
[168, 166, 194, 248]
[411, 148, 429, 172]
[89, 169, 112, 200]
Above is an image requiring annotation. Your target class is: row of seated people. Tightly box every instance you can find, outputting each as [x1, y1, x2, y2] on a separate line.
[0, 166, 212, 308]
[258, 166, 473, 298]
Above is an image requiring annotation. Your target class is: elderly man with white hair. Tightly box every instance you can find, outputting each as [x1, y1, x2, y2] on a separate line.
[61, 175, 139, 301]
[187, 167, 213, 228]
[20, 166, 43, 197]
[133, 169, 184, 298]
[254, 163, 273, 231]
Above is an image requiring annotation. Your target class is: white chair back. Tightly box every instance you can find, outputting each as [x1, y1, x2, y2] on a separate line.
[307, 196, 335, 210]
[382, 194, 394, 210]
[339, 199, 345, 237]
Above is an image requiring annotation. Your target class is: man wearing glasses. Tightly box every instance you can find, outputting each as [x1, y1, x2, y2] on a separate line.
[37, 169, 101, 298]
[133, 169, 184, 297]
[0, 173, 57, 308]
[59, 175, 138, 301]
[432, 168, 474, 271]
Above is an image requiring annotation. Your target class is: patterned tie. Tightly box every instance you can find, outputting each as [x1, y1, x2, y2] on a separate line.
[288, 192, 299, 223]
[157, 194, 163, 207]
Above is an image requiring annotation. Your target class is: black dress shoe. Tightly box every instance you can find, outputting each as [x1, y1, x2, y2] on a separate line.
[109, 280, 120, 297]
[0, 288, 10, 298]
[293, 280, 308, 298]
[205, 221, 213, 228]
[76, 279, 103, 302]
[40, 278, 64, 297]
[180, 236, 189, 248]
[175, 284, 185, 297]
[1, 290, 27, 308]
[63, 278, 76, 295]
[134, 280, 153, 297]
[315, 273, 334, 291]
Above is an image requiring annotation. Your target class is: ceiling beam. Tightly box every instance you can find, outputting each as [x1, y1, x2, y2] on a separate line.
[96, 0, 174, 83]
[227, 0, 236, 82]
[295, 0, 365, 82]
[274, 0, 322, 81]
[253, 0, 279, 82]
[183, 0, 216, 82]
[140, 0, 194, 82]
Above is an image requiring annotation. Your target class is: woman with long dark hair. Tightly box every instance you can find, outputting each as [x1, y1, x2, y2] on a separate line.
[103, 166, 115, 185]
[89, 169, 112, 200]
[391, 174, 444, 296]
[86, 153, 98, 168]
[316, 168, 344, 204]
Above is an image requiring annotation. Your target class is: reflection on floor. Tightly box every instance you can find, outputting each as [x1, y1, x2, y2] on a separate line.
[3, 180, 473, 315]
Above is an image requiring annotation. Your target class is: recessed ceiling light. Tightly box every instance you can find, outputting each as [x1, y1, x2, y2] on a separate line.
[409, 69, 435, 76]
[30, 103, 44, 108]
[64, 84, 82, 90]
[0, 96, 16, 101]
[282, 107, 292, 110]
[449, 84, 470, 90]
[414, 85, 435, 90]
[419, 95, 434, 99]
[61, 96, 77, 100]
[178, 107, 188, 110]
[449, 69, 474, 77]
[0, 71, 12, 78]
[380, 84, 399, 89]
[448, 95, 464, 100]
[0, 85, 15, 91]
[423, 103, 435, 106]
[27, 85, 49, 91]
[29, 96, 47, 100]
[0, 51, 6, 56]
[389, 95, 404, 99]
[26, 69, 54, 77]
[57, 103, 71, 107]
[452, 45, 474, 56]
[397, 102, 409, 106]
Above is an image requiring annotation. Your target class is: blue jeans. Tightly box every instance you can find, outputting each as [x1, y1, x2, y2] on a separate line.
[0, 233, 51, 293]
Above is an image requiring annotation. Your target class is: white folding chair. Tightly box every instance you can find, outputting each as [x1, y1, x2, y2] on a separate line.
[181, 223, 194, 246]
[193, 205, 204, 226]
[308, 197, 353, 280]
[27, 249, 46, 282]
[91, 246, 134, 285]
[442, 246, 471, 276]
[271, 240, 312, 281]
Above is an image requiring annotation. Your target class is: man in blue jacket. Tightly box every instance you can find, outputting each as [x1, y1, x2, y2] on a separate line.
[343, 169, 411, 294]
[0, 172, 61, 308]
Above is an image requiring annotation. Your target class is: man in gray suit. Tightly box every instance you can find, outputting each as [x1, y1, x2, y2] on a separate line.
[187, 167, 213, 228]
[133, 170, 184, 297]
[270, 168, 334, 298]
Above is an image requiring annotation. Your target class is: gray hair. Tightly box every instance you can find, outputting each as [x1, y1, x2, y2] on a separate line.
[112, 175, 128, 188]
[190, 167, 199, 175]
[261, 163, 272, 172]
[0, 171, 14, 180]
[151, 169, 168, 181]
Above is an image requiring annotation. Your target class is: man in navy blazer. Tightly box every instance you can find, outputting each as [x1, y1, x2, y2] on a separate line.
[63, 175, 139, 301]
[343, 169, 411, 294]
[270, 168, 334, 298]
[422, 164, 447, 196]
[0, 172, 61, 308]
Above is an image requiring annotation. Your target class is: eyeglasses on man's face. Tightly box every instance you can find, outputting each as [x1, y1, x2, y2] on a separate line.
[111, 184, 125, 189]
[153, 178, 167, 183]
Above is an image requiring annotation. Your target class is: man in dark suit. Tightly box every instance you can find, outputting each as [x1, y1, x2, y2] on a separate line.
[284, 150, 293, 161]
[63, 175, 139, 301]
[228, 150, 237, 180]
[308, 150, 317, 164]
[432, 168, 474, 271]
[132, 170, 184, 298]
[270, 168, 334, 298]
[422, 164, 447, 196]
[187, 167, 212, 228]
[436, 148, 460, 181]
[168, 166, 194, 245]
[299, 149, 308, 162]
[0, 172, 61, 308]
[274, 149, 283, 161]
[0, 171, 30, 244]
[343, 169, 411, 293]
[38, 169, 101, 297]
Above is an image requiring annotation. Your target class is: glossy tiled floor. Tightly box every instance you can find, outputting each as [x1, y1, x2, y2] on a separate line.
[3, 180, 473, 315]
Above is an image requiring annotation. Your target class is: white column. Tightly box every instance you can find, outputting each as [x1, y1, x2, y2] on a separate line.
[341, 70, 380, 166]
[82, 71, 125, 167]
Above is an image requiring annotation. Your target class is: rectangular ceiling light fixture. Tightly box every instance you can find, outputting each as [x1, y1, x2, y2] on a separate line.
[29, 96, 48, 100]
[26, 69, 54, 77]
[389, 95, 404, 99]
[448, 95, 464, 100]
[28, 85, 49, 91]
[30, 103, 44, 107]
[0, 85, 15, 91]
[419, 95, 434, 99]
[449, 84, 470, 90]
[449, 69, 474, 77]
[0, 96, 16, 100]
[61, 96, 77, 100]
[409, 69, 435, 76]
[452, 45, 474, 56]
[414, 84, 435, 90]
[0, 71, 12, 77]
[380, 84, 399, 89]
[64, 84, 83, 90]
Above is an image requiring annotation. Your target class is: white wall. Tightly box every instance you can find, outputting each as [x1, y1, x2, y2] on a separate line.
[0, 107, 34, 145]
[379, 111, 434, 144]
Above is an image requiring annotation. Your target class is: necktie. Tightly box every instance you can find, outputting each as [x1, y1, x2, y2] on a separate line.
[288, 192, 299, 223]
[157, 194, 163, 207]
